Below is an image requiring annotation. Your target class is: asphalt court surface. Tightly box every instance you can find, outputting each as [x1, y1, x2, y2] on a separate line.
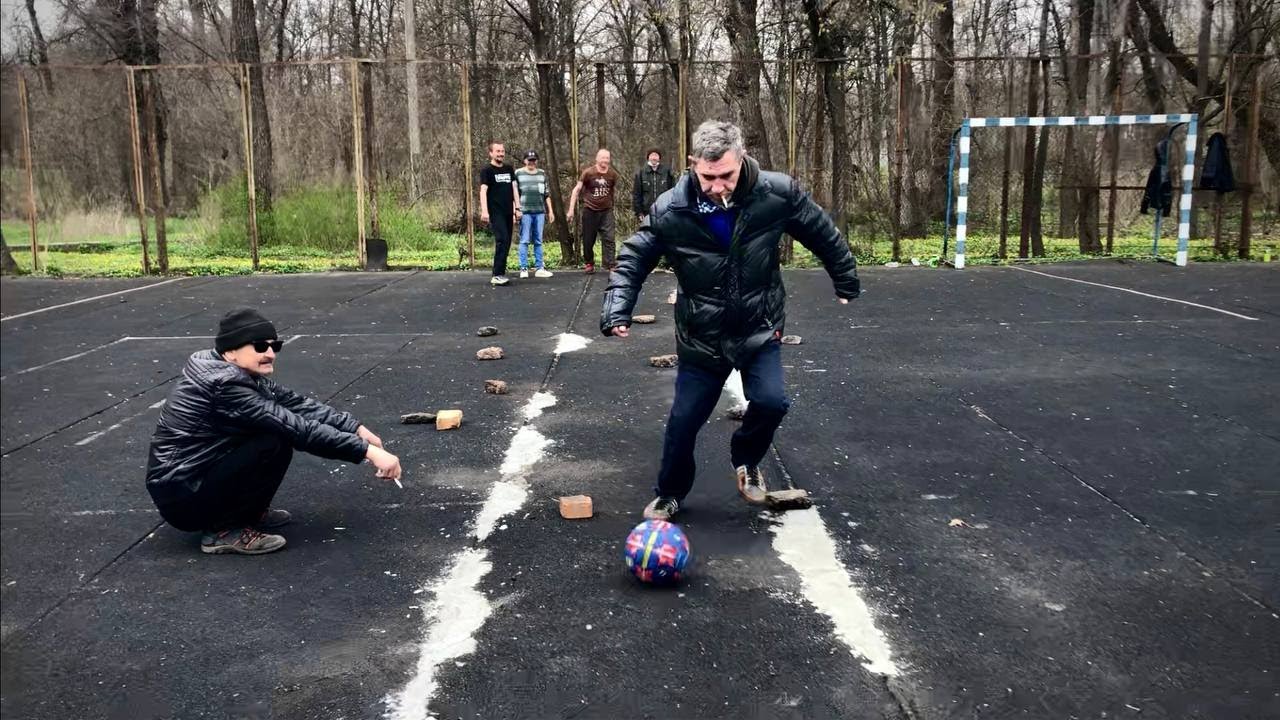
[1, 261, 1277, 719]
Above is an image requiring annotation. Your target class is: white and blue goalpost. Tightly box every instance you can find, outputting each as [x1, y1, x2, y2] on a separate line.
[944, 113, 1199, 269]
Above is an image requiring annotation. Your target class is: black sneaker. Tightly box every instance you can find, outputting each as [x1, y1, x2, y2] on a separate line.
[200, 528, 287, 555]
[735, 465, 769, 505]
[256, 508, 291, 529]
[643, 495, 680, 520]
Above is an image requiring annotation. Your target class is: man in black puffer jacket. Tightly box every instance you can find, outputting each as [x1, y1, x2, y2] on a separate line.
[602, 120, 859, 520]
[146, 309, 402, 555]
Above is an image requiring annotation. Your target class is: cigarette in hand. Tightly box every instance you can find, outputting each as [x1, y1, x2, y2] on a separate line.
[394, 477, 404, 489]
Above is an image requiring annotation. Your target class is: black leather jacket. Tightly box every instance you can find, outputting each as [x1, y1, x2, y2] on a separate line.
[633, 163, 676, 216]
[602, 157, 860, 369]
[145, 350, 367, 496]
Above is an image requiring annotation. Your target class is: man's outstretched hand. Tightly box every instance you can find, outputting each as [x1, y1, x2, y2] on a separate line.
[611, 325, 630, 338]
[366, 445, 402, 483]
[356, 425, 383, 448]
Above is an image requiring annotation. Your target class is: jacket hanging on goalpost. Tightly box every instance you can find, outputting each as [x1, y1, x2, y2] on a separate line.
[1199, 132, 1236, 194]
[1140, 137, 1173, 217]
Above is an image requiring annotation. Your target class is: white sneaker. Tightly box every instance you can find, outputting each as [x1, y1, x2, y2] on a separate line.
[534, 268, 554, 278]
[490, 276, 510, 286]
[519, 269, 529, 279]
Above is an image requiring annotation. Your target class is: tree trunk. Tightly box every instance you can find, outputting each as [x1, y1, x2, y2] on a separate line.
[537, 64, 577, 264]
[405, 0, 420, 196]
[232, 0, 275, 210]
[926, 0, 955, 222]
[0, 231, 18, 274]
[1069, 0, 1100, 253]
[24, 0, 53, 91]
[723, 0, 773, 167]
[1019, 57, 1040, 258]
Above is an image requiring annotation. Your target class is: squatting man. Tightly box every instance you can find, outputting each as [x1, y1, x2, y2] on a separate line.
[145, 309, 402, 555]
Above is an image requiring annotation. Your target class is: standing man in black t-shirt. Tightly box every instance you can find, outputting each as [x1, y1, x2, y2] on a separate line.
[479, 141, 520, 286]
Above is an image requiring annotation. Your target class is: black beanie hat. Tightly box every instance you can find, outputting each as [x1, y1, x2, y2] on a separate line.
[215, 308, 278, 353]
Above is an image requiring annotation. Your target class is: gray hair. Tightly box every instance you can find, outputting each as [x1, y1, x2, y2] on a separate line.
[690, 120, 745, 162]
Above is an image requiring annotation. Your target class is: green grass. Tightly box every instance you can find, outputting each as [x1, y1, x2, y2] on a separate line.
[4, 178, 1276, 278]
[10, 231, 1272, 278]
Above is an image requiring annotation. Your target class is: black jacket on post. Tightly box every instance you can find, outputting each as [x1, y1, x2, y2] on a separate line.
[602, 156, 860, 369]
[1141, 137, 1174, 217]
[146, 350, 367, 499]
[1200, 132, 1236, 193]
[632, 164, 676, 216]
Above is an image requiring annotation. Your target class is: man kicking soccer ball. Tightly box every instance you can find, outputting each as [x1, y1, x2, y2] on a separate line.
[601, 120, 859, 520]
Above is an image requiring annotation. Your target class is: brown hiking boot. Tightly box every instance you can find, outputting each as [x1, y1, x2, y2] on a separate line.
[736, 465, 769, 505]
[201, 528, 287, 555]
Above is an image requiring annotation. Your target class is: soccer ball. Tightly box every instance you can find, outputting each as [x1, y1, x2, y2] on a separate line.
[623, 519, 691, 585]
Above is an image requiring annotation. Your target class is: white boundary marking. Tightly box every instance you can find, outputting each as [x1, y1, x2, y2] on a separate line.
[0, 338, 130, 380]
[386, 388, 557, 720]
[0, 278, 187, 322]
[74, 400, 166, 446]
[1, 333, 432, 380]
[772, 508, 899, 676]
[1009, 266, 1260, 321]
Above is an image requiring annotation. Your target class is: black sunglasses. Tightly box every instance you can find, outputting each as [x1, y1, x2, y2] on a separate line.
[251, 339, 284, 353]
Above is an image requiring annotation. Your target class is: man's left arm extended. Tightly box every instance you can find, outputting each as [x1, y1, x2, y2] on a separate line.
[601, 225, 664, 336]
[783, 178, 860, 301]
[270, 382, 385, 447]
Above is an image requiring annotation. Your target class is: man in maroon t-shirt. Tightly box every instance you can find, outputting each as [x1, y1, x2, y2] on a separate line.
[567, 148, 619, 273]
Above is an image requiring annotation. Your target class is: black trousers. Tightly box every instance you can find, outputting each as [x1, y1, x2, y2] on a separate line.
[581, 208, 615, 266]
[655, 340, 790, 500]
[153, 434, 293, 532]
[490, 211, 514, 277]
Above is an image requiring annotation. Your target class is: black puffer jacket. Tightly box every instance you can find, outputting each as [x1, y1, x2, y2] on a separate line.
[601, 157, 860, 368]
[146, 350, 367, 497]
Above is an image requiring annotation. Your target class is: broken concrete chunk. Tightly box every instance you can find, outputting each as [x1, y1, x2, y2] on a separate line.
[476, 326, 499, 337]
[559, 495, 593, 519]
[633, 315, 656, 324]
[666, 291, 677, 305]
[649, 354, 678, 368]
[780, 335, 803, 345]
[436, 409, 463, 430]
[476, 346, 504, 360]
[484, 379, 508, 395]
[400, 412, 438, 424]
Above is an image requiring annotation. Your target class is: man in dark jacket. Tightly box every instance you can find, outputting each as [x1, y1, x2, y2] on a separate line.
[601, 120, 859, 520]
[632, 148, 676, 222]
[146, 309, 402, 555]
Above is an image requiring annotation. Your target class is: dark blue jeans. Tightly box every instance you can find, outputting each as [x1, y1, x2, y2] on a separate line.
[655, 340, 790, 500]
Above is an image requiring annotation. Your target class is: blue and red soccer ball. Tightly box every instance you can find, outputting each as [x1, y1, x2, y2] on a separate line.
[623, 519, 692, 585]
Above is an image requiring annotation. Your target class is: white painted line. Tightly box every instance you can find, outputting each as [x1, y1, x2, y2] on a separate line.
[1009, 266, 1259, 320]
[0, 278, 186, 322]
[384, 548, 493, 720]
[771, 508, 899, 676]
[0, 337, 130, 381]
[74, 400, 166, 446]
[553, 332, 591, 354]
[522, 391, 557, 421]
[387, 390, 557, 719]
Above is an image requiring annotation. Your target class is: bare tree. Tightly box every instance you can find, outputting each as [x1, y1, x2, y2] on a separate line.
[723, 0, 773, 167]
[232, 0, 276, 209]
